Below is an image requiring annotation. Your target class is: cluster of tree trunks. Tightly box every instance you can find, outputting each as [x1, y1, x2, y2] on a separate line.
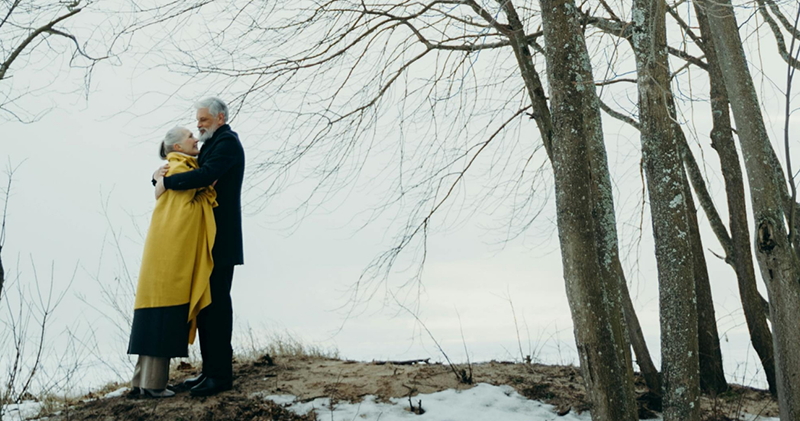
[538, 0, 798, 419]
[701, 0, 800, 417]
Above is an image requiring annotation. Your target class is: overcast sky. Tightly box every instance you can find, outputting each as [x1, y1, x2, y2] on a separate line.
[3, 0, 800, 392]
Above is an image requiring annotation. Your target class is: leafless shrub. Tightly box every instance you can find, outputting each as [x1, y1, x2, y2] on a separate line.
[0, 166, 83, 420]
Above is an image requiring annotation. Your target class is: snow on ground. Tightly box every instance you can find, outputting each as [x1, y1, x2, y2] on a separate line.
[103, 387, 131, 399]
[0, 383, 782, 420]
[258, 383, 590, 421]
[255, 383, 781, 421]
[1, 388, 129, 421]
[1, 401, 44, 421]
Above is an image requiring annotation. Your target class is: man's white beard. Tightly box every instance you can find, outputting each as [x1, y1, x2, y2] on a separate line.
[198, 124, 218, 142]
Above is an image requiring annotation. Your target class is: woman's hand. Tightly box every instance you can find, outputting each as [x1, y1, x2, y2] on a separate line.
[154, 178, 166, 200]
[153, 164, 169, 181]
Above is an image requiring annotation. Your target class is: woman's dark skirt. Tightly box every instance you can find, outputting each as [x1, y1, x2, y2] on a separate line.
[127, 303, 191, 358]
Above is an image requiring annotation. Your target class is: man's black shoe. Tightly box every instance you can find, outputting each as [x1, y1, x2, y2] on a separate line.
[190, 376, 232, 397]
[182, 373, 207, 390]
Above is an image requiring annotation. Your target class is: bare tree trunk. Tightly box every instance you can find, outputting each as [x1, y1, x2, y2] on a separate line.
[510, 1, 660, 398]
[683, 178, 728, 394]
[702, 0, 800, 417]
[630, 0, 700, 419]
[694, 3, 778, 395]
[616, 259, 661, 393]
[538, 1, 638, 419]
[504, 0, 656, 401]
[663, 94, 728, 394]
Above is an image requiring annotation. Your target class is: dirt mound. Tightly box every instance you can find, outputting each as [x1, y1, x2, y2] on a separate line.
[43, 355, 778, 420]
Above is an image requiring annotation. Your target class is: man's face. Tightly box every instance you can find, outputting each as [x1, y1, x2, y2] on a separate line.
[196, 108, 224, 142]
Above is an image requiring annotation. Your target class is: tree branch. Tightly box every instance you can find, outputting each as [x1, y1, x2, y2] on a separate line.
[755, 0, 800, 70]
[599, 99, 640, 129]
[44, 28, 109, 62]
[462, 0, 513, 36]
[582, 13, 632, 38]
[680, 136, 734, 258]
[666, 5, 707, 55]
[0, 8, 82, 81]
[595, 78, 637, 86]
[668, 47, 708, 70]
[764, 0, 800, 41]
[0, 0, 22, 30]
[783, 6, 800, 245]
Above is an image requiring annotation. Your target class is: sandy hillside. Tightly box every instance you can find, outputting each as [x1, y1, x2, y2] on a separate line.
[36, 355, 778, 420]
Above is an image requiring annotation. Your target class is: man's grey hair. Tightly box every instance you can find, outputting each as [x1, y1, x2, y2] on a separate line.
[160, 126, 187, 159]
[195, 97, 228, 122]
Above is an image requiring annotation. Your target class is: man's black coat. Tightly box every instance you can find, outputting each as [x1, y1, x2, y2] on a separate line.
[164, 124, 245, 266]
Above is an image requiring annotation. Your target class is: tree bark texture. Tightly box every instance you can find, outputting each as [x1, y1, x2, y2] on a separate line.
[702, 0, 800, 417]
[694, 3, 777, 395]
[616, 259, 661, 393]
[630, 0, 700, 419]
[539, 1, 638, 419]
[664, 95, 728, 395]
[521, 0, 658, 399]
[683, 176, 728, 394]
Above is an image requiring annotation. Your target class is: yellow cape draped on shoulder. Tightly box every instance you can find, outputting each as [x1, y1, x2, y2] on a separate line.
[134, 152, 217, 344]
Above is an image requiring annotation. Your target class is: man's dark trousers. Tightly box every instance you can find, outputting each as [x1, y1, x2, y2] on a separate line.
[197, 265, 235, 381]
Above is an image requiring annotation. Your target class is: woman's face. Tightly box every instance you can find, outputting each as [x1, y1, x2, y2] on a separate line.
[174, 130, 200, 156]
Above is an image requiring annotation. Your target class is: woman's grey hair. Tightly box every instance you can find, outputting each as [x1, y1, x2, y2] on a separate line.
[159, 126, 188, 159]
[195, 97, 228, 122]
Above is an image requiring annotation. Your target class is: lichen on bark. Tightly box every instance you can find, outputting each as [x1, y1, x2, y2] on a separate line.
[538, 0, 638, 419]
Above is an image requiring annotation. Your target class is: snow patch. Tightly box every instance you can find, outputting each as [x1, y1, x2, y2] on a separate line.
[255, 383, 783, 421]
[103, 387, 130, 399]
[258, 383, 593, 420]
[1, 401, 44, 421]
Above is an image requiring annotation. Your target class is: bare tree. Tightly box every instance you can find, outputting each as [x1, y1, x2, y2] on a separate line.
[692, 3, 777, 394]
[701, 0, 800, 417]
[589, 0, 778, 395]
[0, 165, 80, 419]
[626, 0, 700, 418]
[585, 3, 730, 398]
[539, 0, 638, 418]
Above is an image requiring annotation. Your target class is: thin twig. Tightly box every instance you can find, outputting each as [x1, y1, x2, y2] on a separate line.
[391, 292, 465, 384]
[0, 160, 24, 303]
[505, 292, 526, 363]
[455, 309, 473, 383]
[784, 7, 800, 245]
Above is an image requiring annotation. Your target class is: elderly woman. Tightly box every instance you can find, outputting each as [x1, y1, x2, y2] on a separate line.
[127, 127, 217, 398]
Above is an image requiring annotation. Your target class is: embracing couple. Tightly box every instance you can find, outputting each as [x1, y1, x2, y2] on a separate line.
[127, 97, 245, 398]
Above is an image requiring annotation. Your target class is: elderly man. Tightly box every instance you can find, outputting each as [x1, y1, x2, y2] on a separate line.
[153, 97, 245, 396]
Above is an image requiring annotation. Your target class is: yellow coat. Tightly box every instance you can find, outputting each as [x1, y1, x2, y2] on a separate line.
[135, 152, 217, 344]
